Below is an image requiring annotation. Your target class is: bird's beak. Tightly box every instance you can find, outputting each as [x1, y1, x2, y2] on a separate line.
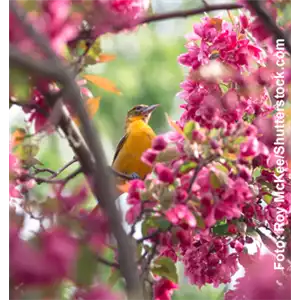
[142, 104, 159, 115]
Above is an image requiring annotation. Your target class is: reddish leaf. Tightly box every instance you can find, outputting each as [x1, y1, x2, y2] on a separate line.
[11, 128, 26, 146]
[97, 53, 116, 63]
[83, 74, 121, 95]
[73, 97, 100, 125]
[165, 113, 184, 136]
[210, 18, 223, 31]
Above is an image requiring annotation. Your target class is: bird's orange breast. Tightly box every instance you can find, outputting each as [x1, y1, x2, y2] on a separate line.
[112, 120, 156, 180]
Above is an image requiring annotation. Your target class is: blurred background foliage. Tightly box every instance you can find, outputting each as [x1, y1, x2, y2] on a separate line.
[10, 0, 235, 298]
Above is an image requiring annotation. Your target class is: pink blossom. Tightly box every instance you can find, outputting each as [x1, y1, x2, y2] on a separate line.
[10, 0, 81, 57]
[240, 137, 260, 157]
[10, 225, 78, 286]
[80, 208, 109, 249]
[165, 205, 196, 228]
[142, 148, 159, 165]
[155, 163, 174, 184]
[84, 0, 146, 37]
[159, 248, 178, 263]
[225, 254, 291, 300]
[55, 184, 88, 211]
[183, 236, 238, 288]
[152, 136, 168, 151]
[154, 278, 178, 300]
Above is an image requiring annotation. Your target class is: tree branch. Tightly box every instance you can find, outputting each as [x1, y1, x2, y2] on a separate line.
[10, 2, 143, 298]
[48, 157, 78, 179]
[140, 3, 243, 25]
[9, 45, 65, 82]
[246, 0, 291, 54]
[97, 256, 120, 269]
[29, 167, 82, 185]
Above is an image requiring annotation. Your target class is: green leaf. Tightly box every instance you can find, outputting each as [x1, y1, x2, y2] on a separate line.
[142, 217, 157, 236]
[253, 167, 262, 179]
[137, 243, 143, 259]
[212, 224, 229, 236]
[87, 37, 102, 60]
[260, 180, 274, 190]
[10, 68, 31, 101]
[24, 157, 44, 168]
[209, 170, 227, 189]
[156, 218, 171, 231]
[233, 136, 247, 145]
[14, 144, 39, 161]
[215, 163, 229, 174]
[223, 150, 238, 161]
[108, 270, 121, 287]
[263, 194, 272, 205]
[183, 121, 196, 140]
[219, 83, 229, 93]
[179, 161, 197, 174]
[243, 113, 255, 123]
[152, 256, 178, 284]
[18, 0, 39, 12]
[195, 215, 205, 229]
[76, 245, 98, 287]
[209, 128, 220, 138]
[59, 280, 75, 300]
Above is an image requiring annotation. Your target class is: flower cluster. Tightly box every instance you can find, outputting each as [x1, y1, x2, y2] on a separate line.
[225, 253, 291, 300]
[124, 13, 291, 298]
[9, 145, 35, 202]
[81, 0, 147, 37]
[10, 0, 81, 57]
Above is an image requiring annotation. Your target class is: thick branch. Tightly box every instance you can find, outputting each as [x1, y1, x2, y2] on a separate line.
[140, 3, 243, 24]
[246, 0, 291, 54]
[9, 46, 65, 82]
[10, 2, 142, 298]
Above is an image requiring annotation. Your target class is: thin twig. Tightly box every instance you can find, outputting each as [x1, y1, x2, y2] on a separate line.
[137, 224, 172, 244]
[246, 0, 291, 54]
[97, 256, 120, 269]
[48, 157, 78, 179]
[30, 167, 82, 185]
[9, 97, 49, 116]
[33, 167, 56, 176]
[140, 3, 243, 25]
[141, 243, 157, 277]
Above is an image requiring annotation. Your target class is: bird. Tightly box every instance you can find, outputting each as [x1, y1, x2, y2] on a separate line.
[112, 103, 159, 182]
[89, 104, 159, 217]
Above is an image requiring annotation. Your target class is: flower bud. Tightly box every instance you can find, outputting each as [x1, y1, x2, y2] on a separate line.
[152, 136, 168, 151]
[155, 163, 174, 184]
[142, 149, 158, 165]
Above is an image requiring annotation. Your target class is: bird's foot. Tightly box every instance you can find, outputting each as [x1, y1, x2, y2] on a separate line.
[130, 172, 140, 180]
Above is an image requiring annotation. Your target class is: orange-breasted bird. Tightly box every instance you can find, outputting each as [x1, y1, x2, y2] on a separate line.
[112, 103, 159, 181]
[90, 104, 159, 215]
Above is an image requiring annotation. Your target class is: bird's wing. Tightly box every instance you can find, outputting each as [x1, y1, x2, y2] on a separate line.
[112, 134, 128, 164]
